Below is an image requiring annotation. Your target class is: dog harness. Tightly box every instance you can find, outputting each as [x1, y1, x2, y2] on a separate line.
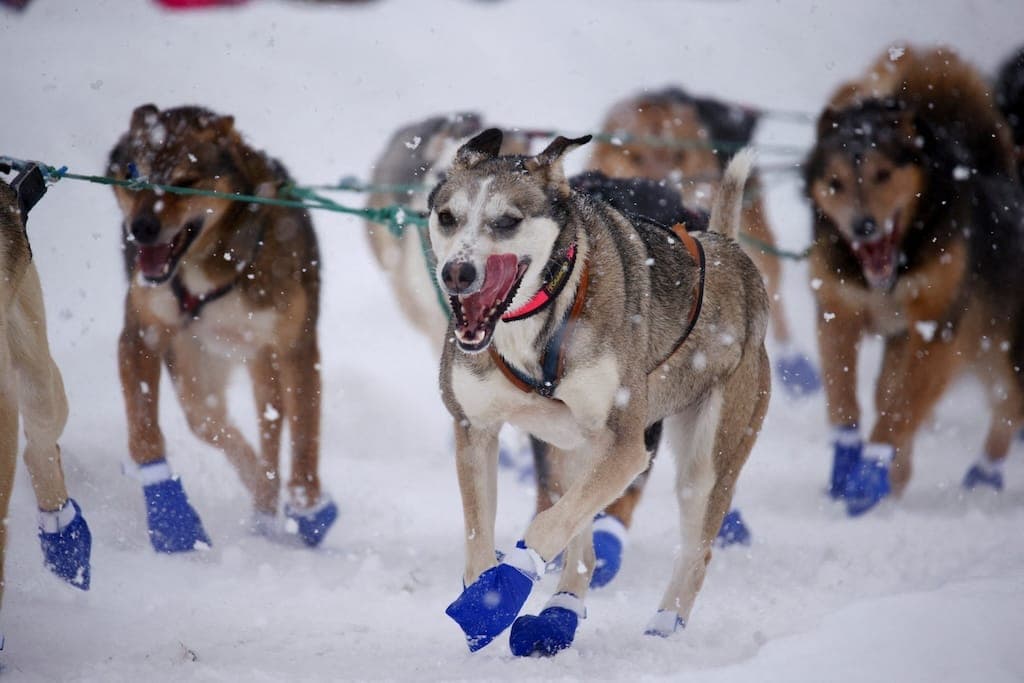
[170, 274, 237, 319]
[489, 223, 705, 399]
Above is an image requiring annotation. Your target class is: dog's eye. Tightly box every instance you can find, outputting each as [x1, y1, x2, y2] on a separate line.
[492, 214, 522, 234]
[874, 168, 892, 184]
[437, 209, 456, 229]
[828, 177, 844, 194]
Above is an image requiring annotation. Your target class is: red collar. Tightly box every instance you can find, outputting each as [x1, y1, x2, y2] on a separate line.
[501, 242, 578, 322]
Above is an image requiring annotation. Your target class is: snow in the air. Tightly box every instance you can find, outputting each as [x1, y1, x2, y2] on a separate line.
[2, 1, 1024, 681]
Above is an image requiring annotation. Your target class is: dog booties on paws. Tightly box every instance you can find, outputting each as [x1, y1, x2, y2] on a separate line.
[142, 474, 211, 553]
[775, 348, 821, 398]
[38, 498, 92, 590]
[510, 593, 583, 657]
[715, 508, 751, 547]
[590, 513, 627, 589]
[284, 494, 338, 547]
[843, 443, 892, 516]
[829, 427, 862, 500]
[962, 462, 1004, 492]
[446, 541, 543, 652]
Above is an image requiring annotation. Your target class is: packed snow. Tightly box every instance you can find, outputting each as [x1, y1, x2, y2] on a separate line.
[2, 0, 1024, 680]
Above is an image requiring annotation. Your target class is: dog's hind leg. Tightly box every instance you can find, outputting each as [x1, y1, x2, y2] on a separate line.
[0, 363, 18, 611]
[279, 335, 322, 508]
[649, 348, 769, 636]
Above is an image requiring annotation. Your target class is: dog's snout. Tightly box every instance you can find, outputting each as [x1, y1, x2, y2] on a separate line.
[442, 261, 477, 294]
[853, 217, 878, 239]
[130, 214, 162, 244]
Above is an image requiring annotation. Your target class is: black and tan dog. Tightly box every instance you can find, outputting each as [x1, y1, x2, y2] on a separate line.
[589, 87, 821, 397]
[432, 130, 770, 655]
[805, 46, 1024, 514]
[108, 105, 336, 551]
[0, 166, 92, 649]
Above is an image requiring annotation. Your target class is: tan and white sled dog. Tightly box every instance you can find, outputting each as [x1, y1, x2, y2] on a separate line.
[0, 168, 92, 649]
[108, 105, 337, 552]
[433, 130, 770, 655]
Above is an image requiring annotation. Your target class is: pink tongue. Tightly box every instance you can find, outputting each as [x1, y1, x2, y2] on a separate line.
[138, 244, 173, 278]
[460, 254, 519, 329]
[859, 240, 894, 285]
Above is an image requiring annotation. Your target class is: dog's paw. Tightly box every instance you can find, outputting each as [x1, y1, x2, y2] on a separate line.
[844, 444, 892, 516]
[446, 542, 542, 652]
[591, 514, 627, 589]
[142, 475, 211, 553]
[962, 462, 1004, 492]
[509, 593, 584, 657]
[775, 348, 822, 398]
[38, 498, 92, 590]
[715, 508, 751, 547]
[644, 609, 685, 638]
[829, 427, 863, 500]
[284, 494, 338, 547]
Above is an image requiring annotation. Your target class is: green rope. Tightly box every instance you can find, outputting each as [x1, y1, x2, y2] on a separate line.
[738, 232, 812, 261]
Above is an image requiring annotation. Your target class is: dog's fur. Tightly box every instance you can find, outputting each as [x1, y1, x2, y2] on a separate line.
[995, 45, 1024, 183]
[108, 105, 325, 514]
[0, 181, 71, 608]
[805, 45, 1024, 491]
[587, 87, 796, 347]
[431, 129, 769, 625]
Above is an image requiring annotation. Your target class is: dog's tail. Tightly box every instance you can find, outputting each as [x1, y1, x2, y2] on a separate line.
[708, 148, 755, 240]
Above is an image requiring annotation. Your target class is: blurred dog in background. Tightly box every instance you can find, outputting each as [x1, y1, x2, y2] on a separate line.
[805, 45, 1024, 515]
[108, 105, 337, 552]
[995, 45, 1024, 183]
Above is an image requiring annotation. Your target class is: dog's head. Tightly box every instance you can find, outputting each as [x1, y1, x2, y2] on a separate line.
[108, 104, 263, 283]
[804, 99, 929, 289]
[428, 128, 590, 353]
[589, 88, 759, 203]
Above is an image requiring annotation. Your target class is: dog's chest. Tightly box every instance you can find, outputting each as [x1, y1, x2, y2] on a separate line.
[136, 284, 279, 359]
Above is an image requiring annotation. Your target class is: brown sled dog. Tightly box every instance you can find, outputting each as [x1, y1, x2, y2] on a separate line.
[108, 105, 337, 552]
[805, 45, 1024, 515]
[0, 169, 92, 649]
[433, 130, 770, 653]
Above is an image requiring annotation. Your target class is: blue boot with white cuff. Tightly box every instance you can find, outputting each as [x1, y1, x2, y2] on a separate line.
[509, 592, 583, 657]
[136, 459, 211, 553]
[38, 497, 92, 590]
[843, 443, 892, 516]
[446, 540, 544, 652]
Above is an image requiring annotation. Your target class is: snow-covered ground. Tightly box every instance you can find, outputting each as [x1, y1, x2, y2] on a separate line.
[3, 1, 1024, 680]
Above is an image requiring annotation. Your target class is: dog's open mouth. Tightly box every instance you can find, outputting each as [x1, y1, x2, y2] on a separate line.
[851, 212, 901, 290]
[137, 219, 203, 283]
[450, 254, 529, 353]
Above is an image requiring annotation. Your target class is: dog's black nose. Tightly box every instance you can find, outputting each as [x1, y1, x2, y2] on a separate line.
[130, 214, 162, 244]
[853, 217, 878, 239]
[442, 261, 477, 294]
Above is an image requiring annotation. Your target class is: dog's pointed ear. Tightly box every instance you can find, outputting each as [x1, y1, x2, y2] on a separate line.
[454, 128, 504, 169]
[525, 134, 592, 195]
[130, 104, 159, 131]
[213, 114, 236, 138]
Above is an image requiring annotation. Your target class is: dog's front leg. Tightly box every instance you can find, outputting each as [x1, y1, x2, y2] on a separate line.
[446, 419, 542, 652]
[118, 309, 169, 466]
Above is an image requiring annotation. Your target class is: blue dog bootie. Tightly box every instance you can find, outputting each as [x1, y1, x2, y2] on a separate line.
[137, 460, 211, 553]
[284, 494, 339, 547]
[962, 456, 1005, 492]
[38, 498, 92, 590]
[774, 345, 822, 398]
[510, 592, 584, 657]
[830, 425, 863, 499]
[590, 513, 627, 589]
[446, 540, 544, 652]
[644, 609, 686, 638]
[844, 443, 892, 516]
[715, 508, 752, 547]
